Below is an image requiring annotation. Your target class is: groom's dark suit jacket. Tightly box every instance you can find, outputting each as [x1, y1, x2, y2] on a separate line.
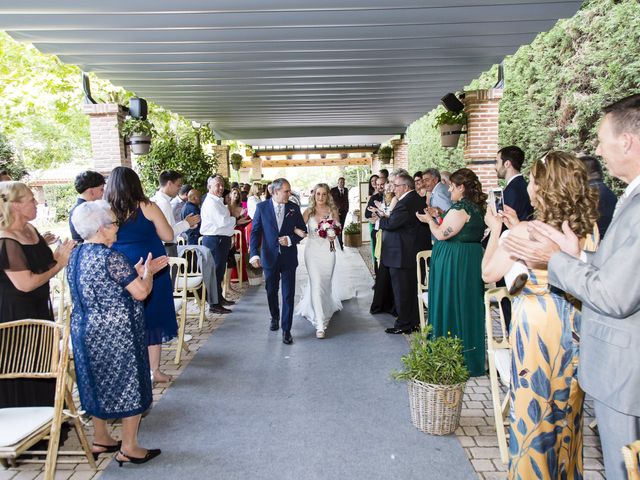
[249, 200, 306, 269]
[379, 190, 426, 269]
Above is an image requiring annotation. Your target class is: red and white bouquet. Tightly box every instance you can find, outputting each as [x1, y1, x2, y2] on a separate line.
[317, 218, 341, 252]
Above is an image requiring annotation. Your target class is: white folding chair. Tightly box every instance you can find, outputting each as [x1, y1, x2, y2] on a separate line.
[416, 250, 432, 331]
[0, 320, 96, 478]
[180, 248, 207, 329]
[167, 257, 189, 364]
[485, 287, 512, 464]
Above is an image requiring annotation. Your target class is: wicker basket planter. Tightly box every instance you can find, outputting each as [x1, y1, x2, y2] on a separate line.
[344, 232, 361, 248]
[407, 378, 466, 435]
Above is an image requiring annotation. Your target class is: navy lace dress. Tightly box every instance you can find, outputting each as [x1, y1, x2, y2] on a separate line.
[112, 206, 177, 345]
[67, 243, 152, 419]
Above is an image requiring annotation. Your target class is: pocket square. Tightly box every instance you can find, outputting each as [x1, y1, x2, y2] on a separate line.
[285, 210, 295, 218]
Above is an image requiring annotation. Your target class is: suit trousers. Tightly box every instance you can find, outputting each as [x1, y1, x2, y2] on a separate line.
[389, 266, 419, 330]
[263, 264, 296, 333]
[202, 235, 231, 304]
[594, 399, 640, 480]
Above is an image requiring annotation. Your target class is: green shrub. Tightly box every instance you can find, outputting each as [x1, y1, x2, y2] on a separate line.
[377, 145, 393, 163]
[392, 326, 469, 385]
[343, 222, 361, 235]
[121, 118, 157, 138]
[433, 110, 467, 128]
[43, 184, 77, 222]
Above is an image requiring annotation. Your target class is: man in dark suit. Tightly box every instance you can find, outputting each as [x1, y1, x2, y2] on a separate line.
[580, 155, 617, 238]
[373, 173, 423, 334]
[69, 170, 105, 242]
[249, 178, 307, 345]
[496, 146, 534, 221]
[330, 177, 349, 248]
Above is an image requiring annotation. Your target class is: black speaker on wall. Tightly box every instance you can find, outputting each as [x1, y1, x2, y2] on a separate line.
[129, 98, 148, 119]
[441, 93, 465, 112]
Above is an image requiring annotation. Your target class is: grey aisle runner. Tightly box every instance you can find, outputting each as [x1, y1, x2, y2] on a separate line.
[101, 245, 475, 480]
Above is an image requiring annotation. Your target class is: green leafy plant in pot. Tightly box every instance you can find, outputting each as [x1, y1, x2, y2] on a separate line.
[392, 325, 469, 435]
[377, 145, 393, 164]
[121, 118, 157, 155]
[434, 110, 467, 148]
[343, 222, 362, 248]
[230, 153, 244, 171]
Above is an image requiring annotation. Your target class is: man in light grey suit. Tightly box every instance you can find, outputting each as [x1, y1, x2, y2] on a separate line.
[504, 93, 640, 479]
[422, 168, 452, 216]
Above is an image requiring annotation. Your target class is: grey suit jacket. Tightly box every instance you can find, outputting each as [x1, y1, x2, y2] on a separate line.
[429, 182, 452, 212]
[548, 183, 640, 416]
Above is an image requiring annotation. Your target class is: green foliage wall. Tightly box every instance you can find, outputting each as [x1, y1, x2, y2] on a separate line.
[407, 0, 640, 194]
[43, 184, 77, 222]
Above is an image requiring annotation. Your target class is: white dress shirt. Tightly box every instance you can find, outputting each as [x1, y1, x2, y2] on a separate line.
[200, 193, 236, 236]
[247, 195, 260, 219]
[151, 190, 190, 242]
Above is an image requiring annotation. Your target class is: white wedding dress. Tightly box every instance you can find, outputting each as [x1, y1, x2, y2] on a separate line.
[294, 216, 353, 332]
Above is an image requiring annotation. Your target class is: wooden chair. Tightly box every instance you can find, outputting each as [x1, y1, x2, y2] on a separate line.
[0, 320, 96, 478]
[177, 236, 186, 246]
[50, 269, 71, 327]
[623, 440, 640, 480]
[167, 257, 189, 364]
[223, 230, 244, 297]
[485, 287, 512, 464]
[415, 250, 432, 331]
[180, 248, 207, 329]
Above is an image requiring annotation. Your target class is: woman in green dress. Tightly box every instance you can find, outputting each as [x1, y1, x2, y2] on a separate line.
[416, 168, 487, 376]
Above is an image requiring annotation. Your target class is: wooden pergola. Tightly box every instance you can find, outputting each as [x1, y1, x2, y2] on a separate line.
[242, 145, 378, 168]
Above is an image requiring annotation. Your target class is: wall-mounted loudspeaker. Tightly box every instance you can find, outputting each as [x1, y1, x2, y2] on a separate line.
[441, 93, 465, 113]
[129, 98, 148, 119]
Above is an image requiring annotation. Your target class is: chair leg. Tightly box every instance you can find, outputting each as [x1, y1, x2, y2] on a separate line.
[174, 302, 188, 365]
[488, 355, 510, 465]
[198, 285, 206, 330]
[417, 294, 426, 331]
[65, 390, 97, 469]
[239, 254, 243, 287]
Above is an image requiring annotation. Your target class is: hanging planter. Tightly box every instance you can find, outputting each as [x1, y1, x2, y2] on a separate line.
[230, 153, 244, 171]
[434, 111, 467, 148]
[122, 118, 156, 155]
[377, 145, 393, 164]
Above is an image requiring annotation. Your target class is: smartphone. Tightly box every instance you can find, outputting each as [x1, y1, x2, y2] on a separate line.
[492, 188, 505, 213]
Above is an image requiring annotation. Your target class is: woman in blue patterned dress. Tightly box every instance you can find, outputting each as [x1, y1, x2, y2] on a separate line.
[105, 167, 176, 383]
[68, 200, 168, 465]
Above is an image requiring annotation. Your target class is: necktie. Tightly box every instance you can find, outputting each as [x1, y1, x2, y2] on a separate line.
[276, 204, 284, 230]
[612, 193, 626, 221]
[340, 188, 344, 195]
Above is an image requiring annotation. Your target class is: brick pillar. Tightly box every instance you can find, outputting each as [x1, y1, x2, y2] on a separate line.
[463, 89, 502, 191]
[83, 103, 130, 176]
[250, 155, 262, 181]
[391, 138, 409, 172]
[371, 154, 382, 175]
[212, 144, 230, 178]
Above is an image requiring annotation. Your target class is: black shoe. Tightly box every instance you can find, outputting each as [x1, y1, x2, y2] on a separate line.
[209, 305, 232, 315]
[282, 331, 293, 345]
[116, 449, 161, 467]
[385, 327, 413, 335]
[220, 297, 236, 306]
[92, 441, 122, 460]
[270, 318, 279, 331]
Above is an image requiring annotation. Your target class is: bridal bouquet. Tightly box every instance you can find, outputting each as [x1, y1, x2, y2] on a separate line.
[317, 219, 341, 252]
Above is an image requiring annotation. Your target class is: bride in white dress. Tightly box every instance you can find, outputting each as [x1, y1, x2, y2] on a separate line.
[294, 183, 345, 339]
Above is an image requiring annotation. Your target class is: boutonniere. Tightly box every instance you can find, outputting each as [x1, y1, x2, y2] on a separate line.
[285, 209, 295, 218]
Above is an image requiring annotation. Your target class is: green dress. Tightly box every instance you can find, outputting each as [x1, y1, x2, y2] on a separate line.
[428, 199, 486, 376]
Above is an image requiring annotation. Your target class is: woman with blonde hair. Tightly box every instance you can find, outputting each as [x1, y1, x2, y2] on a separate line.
[294, 183, 348, 338]
[0, 182, 75, 407]
[482, 151, 598, 478]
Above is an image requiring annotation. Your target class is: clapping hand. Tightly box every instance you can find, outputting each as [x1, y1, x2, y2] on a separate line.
[185, 213, 201, 228]
[528, 220, 581, 258]
[42, 231, 59, 245]
[53, 239, 76, 266]
[415, 209, 431, 224]
[135, 253, 169, 279]
[500, 205, 519, 230]
[427, 207, 442, 218]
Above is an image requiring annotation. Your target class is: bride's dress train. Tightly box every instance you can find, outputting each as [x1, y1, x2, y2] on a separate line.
[294, 216, 354, 333]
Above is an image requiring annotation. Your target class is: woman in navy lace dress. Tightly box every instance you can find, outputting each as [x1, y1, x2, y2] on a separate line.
[105, 167, 176, 383]
[68, 200, 167, 465]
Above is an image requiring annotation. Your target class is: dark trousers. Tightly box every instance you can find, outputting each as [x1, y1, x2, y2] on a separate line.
[338, 212, 347, 249]
[389, 266, 419, 330]
[164, 243, 178, 258]
[370, 227, 379, 275]
[264, 264, 296, 333]
[202, 235, 231, 304]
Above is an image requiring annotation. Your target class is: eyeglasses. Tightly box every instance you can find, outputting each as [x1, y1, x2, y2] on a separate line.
[393, 183, 406, 188]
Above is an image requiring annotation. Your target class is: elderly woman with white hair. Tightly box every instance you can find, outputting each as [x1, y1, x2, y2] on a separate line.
[68, 200, 167, 466]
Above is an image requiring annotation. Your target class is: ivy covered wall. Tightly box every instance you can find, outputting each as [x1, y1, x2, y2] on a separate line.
[408, 0, 640, 193]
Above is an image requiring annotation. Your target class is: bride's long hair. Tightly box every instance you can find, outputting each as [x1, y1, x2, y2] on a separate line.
[307, 183, 338, 218]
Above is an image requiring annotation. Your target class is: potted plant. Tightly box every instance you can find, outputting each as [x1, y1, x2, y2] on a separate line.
[377, 145, 393, 164]
[434, 110, 467, 148]
[121, 118, 156, 155]
[392, 326, 469, 435]
[343, 222, 362, 248]
[230, 153, 244, 171]
[247, 262, 263, 286]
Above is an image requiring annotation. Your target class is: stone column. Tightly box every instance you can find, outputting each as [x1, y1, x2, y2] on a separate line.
[391, 138, 409, 172]
[212, 144, 230, 178]
[250, 155, 263, 181]
[82, 103, 130, 176]
[463, 89, 502, 191]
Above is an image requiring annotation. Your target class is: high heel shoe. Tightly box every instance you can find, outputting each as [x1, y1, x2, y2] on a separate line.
[116, 449, 161, 466]
[91, 441, 122, 460]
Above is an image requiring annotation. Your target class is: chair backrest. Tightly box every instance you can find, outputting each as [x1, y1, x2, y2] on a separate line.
[168, 257, 188, 297]
[0, 320, 69, 380]
[485, 287, 510, 348]
[233, 229, 242, 251]
[623, 441, 640, 480]
[177, 236, 186, 246]
[416, 250, 432, 292]
[181, 247, 202, 276]
[197, 237, 203, 246]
